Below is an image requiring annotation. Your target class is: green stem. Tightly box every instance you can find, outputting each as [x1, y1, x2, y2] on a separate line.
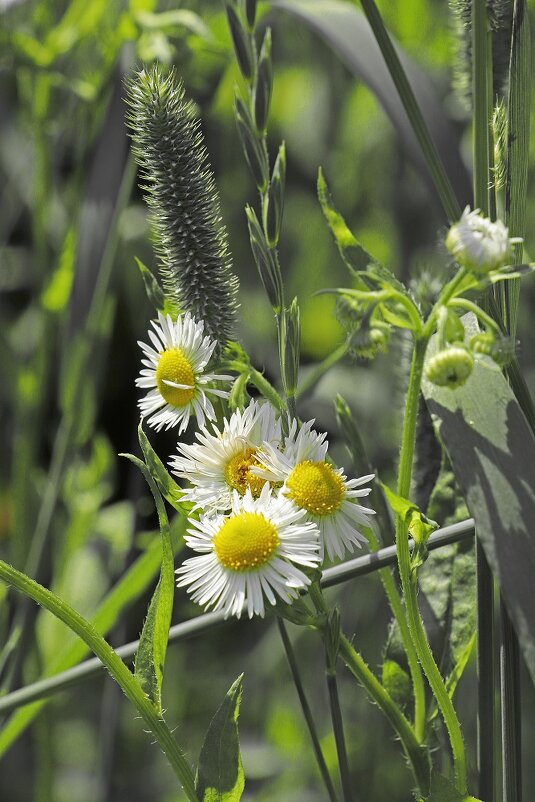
[449, 297, 502, 335]
[248, 367, 285, 412]
[358, 0, 461, 221]
[0, 560, 198, 802]
[297, 343, 348, 399]
[326, 669, 353, 802]
[366, 529, 426, 742]
[339, 634, 430, 794]
[472, 0, 490, 216]
[395, 339, 467, 794]
[277, 618, 339, 802]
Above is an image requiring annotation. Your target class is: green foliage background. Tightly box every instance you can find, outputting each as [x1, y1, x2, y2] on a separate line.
[1, 0, 535, 800]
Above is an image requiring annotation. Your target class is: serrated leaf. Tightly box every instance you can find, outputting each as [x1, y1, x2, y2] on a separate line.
[123, 452, 175, 715]
[422, 313, 535, 684]
[428, 772, 481, 801]
[196, 675, 245, 802]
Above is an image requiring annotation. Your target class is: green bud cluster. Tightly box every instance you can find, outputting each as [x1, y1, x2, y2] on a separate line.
[126, 66, 239, 353]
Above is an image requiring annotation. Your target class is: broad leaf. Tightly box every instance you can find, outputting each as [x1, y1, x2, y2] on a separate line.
[271, 0, 471, 206]
[196, 675, 245, 802]
[422, 314, 535, 684]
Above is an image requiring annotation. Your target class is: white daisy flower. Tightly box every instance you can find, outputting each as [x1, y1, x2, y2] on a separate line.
[169, 399, 282, 511]
[176, 485, 320, 619]
[445, 206, 522, 274]
[136, 311, 231, 433]
[256, 419, 375, 561]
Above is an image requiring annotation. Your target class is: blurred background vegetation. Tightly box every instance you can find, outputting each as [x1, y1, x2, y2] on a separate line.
[1, 0, 534, 800]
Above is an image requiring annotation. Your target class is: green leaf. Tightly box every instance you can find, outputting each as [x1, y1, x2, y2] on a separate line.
[138, 423, 192, 513]
[427, 772, 481, 801]
[422, 313, 535, 685]
[272, 0, 471, 205]
[196, 675, 245, 802]
[0, 522, 185, 758]
[135, 256, 166, 311]
[124, 452, 175, 715]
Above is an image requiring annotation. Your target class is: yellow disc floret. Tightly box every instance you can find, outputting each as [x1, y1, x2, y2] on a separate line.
[213, 512, 280, 572]
[156, 348, 195, 407]
[224, 448, 266, 497]
[286, 460, 345, 516]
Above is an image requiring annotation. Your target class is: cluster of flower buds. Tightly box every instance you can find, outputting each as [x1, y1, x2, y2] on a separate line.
[425, 309, 515, 390]
[336, 296, 391, 361]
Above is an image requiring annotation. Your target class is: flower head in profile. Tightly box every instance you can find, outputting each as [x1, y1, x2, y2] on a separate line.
[256, 419, 375, 561]
[136, 312, 231, 433]
[445, 207, 522, 274]
[176, 485, 320, 619]
[170, 399, 282, 511]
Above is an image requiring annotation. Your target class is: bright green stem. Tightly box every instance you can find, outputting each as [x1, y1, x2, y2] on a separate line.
[395, 339, 467, 794]
[449, 297, 502, 335]
[366, 529, 426, 742]
[358, 0, 461, 221]
[248, 367, 285, 412]
[297, 343, 348, 399]
[338, 634, 430, 795]
[472, 0, 490, 215]
[326, 669, 353, 802]
[0, 561, 198, 802]
[277, 618, 339, 802]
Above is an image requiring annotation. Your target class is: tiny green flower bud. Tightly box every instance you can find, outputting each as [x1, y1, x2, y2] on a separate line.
[225, 2, 254, 81]
[349, 322, 390, 360]
[253, 28, 272, 133]
[283, 297, 300, 397]
[246, 205, 283, 311]
[425, 345, 474, 389]
[490, 336, 516, 367]
[264, 142, 286, 247]
[469, 331, 496, 356]
[244, 0, 257, 29]
[445, 206, 521, 274]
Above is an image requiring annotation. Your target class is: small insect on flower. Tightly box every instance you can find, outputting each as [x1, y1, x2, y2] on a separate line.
[255, 419, 375, 561]
[176, 485, 320, 619]
[445, 206, 522, 274]
[170, 399, 282, 511]
[136, 311, 231, 433]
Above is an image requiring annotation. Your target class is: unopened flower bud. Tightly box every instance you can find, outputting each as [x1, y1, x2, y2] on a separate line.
[445, 207, 521, 274]
[235, 97, 268, 192]
[426, 345, 474, 389]
[264, 142, 286, 247]
[246, 205, 283, 312]
[469, 331, 496, 356]
[349, 322, 390, 360]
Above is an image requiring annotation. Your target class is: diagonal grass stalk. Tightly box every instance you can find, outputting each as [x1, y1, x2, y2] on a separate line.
[277, 618, 339, 802]
[0, 560, 198, 802]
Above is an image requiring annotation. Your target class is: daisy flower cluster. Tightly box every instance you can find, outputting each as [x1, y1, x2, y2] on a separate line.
[137, 312, 375, 619]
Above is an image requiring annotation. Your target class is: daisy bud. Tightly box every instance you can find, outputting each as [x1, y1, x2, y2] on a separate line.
[469, 331, 496, 357]
[445, 206, 521, 274]
[349, 322, 390, 361]
[225, 1, 254, 81]
[253, 28, 272, 134]
[425, 344, 474, 389]
[264, 142, 286, 247]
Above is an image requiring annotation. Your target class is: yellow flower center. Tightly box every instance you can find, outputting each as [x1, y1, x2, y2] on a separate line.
[286, 460, 345, 516]
[213, 512, 280, 572]
[155, 348, 195, 407]
[224, 447, 267, 497]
